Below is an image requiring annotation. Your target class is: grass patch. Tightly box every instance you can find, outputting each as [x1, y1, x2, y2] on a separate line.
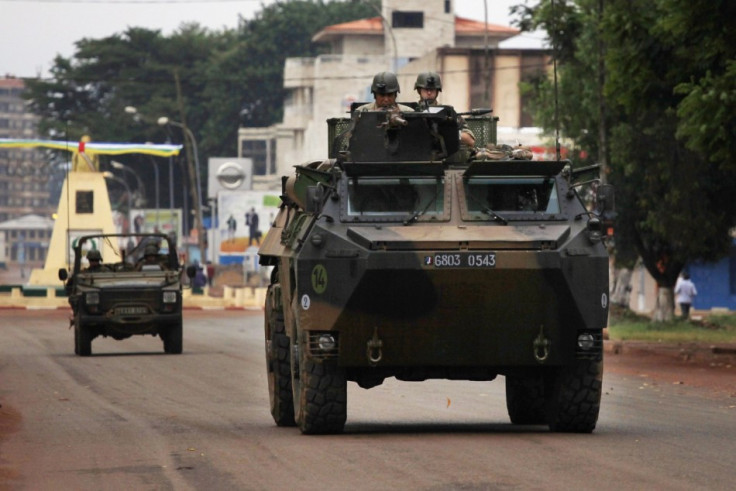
[608, 306, 736, 343]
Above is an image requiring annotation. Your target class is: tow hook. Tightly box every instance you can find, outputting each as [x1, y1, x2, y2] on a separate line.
[366, 327, 383, 366]
[533, 325, 550, 363]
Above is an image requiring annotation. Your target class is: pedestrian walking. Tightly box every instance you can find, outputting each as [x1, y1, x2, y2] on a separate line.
[675, 272, 697, 319]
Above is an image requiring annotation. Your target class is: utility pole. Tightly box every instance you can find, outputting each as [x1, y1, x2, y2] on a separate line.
[173, 69, 206, 264]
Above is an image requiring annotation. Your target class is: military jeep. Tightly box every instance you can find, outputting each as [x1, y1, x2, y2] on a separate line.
[59, 233, 189, 356]
[259, 104, 613, 434]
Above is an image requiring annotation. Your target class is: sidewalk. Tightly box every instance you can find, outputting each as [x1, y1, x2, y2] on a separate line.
[0, 262, 265, 310]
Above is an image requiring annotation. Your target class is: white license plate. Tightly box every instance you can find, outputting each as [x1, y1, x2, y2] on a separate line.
[116, 306, 148, 315]
[426, 252, 497, 268]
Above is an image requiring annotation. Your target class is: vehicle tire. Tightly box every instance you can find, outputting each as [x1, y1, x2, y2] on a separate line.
[505, 374, 546, 425]
[163, 321, 183, 354]
[291, 333, 347, 435]
[265, 284, 295, 426]
[545, 350, 603, 433]
[74, 317, 92, 357]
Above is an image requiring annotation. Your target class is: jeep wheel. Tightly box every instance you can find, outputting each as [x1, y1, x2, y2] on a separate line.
[74, 317, 92, 356]
[290, 334, 347, 434]
[265, 284, 295, 426]
[163, 321, 183, 354]
[546, 351, 603, 433]
[505, 374, 546, 425]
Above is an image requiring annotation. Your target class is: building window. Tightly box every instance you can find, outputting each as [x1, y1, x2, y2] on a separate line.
[469, 53, 494, 109]
[240, 139, 276, 176]
[445, 1, 451, 14]
[520, 54, 548, 128]
[392, 11, 423, 28]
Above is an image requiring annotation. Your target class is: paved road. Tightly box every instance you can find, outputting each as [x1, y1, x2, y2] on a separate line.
[1, 310, 734, 490]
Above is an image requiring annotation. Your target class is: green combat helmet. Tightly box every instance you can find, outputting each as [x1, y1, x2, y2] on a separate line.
[414, 71, 442, 92]
[87, 249, 102, 261]
[371, 71, 401, 94]
[144, 243, 159, 256]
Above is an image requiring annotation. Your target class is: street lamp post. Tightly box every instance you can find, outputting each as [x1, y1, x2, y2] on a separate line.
[123, 106, 173, 233]
[158, 116, 206, 264]
[102, 171, 133, 233]
[110, 160, 146, 208]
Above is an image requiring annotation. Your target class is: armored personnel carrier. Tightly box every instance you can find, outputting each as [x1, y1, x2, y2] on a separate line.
[259, 104, 613, 434]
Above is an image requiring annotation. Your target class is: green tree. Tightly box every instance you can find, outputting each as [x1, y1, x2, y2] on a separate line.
[23, 0, 376, 208]
[518, 0, 736, 320]
[202, 0, 377, 156]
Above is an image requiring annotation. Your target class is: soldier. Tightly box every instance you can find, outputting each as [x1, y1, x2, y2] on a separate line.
[136, 243, 168, 271]
[84, 249, 108, 272]
[355, 72, 413, 113]
[414, 71, 475, 147]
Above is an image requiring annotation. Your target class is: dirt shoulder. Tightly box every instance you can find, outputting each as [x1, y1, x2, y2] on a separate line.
[604, 340, 736, 397]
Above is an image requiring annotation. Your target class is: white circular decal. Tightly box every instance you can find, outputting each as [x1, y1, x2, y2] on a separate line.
[301, 294, 311, 310]
[601, 293, 608, 309]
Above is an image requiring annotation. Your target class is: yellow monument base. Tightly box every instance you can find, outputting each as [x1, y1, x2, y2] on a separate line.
[29, 172, 117, 286]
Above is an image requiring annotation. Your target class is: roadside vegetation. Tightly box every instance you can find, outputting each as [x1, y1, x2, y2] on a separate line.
[608, 306, 736, 344]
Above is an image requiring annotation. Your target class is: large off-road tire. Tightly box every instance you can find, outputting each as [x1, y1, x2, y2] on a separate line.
[163, 321, 183, 354]
[291, 334, 347, 434]
[545, 351, 603, 433]
[74, 317, 92, 357]
[505, 374, 547, 425]
[265, 284, 295, 426]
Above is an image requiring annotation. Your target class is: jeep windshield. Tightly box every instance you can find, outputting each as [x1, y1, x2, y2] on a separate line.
[462, 176, 560, 221]
[343, 177, 446, 222]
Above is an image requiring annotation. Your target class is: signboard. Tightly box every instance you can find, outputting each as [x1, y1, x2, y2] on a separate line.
[216, 190, 280, 265]
[130, 209, 183, 239]
[208, 157, 253, 196]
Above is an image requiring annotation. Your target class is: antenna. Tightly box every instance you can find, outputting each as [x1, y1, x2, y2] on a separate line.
[552, 0, 561, 161]
[65, 122, 71, 266]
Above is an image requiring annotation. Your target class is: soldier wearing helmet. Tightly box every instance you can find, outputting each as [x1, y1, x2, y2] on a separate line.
[355, 71, 413, 112]
[414, 71, 443, 105]
[135, 242, 168, 271]
[84, 249, 108, 272]
[414, 72, 476, 147]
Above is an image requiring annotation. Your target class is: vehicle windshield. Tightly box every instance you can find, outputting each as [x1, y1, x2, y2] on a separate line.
[74, 234, 175, 272]
[464, 177, 560, 215]
[346, 177, 444, 219]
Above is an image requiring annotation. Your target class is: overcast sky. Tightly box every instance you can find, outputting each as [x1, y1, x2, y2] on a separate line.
[1, 0, 544, 78]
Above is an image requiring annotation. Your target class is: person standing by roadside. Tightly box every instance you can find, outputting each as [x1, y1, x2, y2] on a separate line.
[675, 272, 697, 319]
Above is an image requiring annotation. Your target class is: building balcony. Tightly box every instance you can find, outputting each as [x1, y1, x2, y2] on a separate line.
[284, 58, 315, 89]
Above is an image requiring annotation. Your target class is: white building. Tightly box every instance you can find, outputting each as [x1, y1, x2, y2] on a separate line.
[239, 0, 551, 189]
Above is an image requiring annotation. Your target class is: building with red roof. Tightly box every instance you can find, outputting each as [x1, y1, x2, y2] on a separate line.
[239, 0, 551, 185]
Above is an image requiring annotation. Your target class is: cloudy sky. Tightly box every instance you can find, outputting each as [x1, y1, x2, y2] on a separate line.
[1, 0, 544, 78]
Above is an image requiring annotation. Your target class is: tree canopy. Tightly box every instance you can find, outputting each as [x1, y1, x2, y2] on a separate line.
[518, 0, 736, 302]
[24, 0, 377, 211]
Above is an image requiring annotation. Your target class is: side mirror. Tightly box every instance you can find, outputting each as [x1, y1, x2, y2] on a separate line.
[58, 268, 68, 281]
[305, 185, 325, 214]
[186, 265, 197, 279]
[596, 184, 615, 215]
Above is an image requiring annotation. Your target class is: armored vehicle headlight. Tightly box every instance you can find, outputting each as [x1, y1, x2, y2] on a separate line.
[577, 333, 595, 350]
[163, 291, 177, 304]
[586, 217, 603, 243]
[85, 292, 99, 305]
[318, 333, 336, 351]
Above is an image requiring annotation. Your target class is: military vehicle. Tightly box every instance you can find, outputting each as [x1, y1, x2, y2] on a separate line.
[59, 233, 193, 356]
[259, 103, 613, 434]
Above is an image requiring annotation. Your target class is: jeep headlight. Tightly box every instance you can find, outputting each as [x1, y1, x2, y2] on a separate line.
[85, 292, 99, 305]
[163, 291, 177, 304]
